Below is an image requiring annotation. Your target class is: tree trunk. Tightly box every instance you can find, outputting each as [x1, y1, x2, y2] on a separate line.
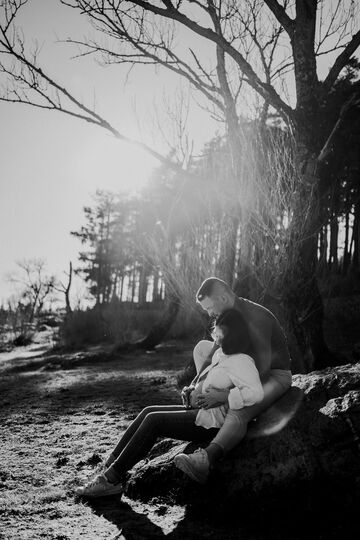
[318, 225, 327, 274]
[283, 153, 336, 371]
[119, 274, 124, 301]
[65, 262, 73, 315]
[285, 1, 337, 370]
[216, 215, 239, 286]
[343, 192, 351, 274]
[329, 218, 338, 268]
[152, 270, 160, 302]
[130, 266, 137, 303]
[29, 289, 40, 324]
[329, 189, 339, 269]
[138, 264, 149, 305]
[353, 199, 360, 268]
[111, 271, 118, 302]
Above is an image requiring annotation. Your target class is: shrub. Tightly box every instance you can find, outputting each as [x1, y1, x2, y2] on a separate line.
[59, 300, 204, 349]
[319, 268, 360, 297]
[12, 332, 34, 347]
[58, 307, 120, 348]
[167, 305, 205, 341]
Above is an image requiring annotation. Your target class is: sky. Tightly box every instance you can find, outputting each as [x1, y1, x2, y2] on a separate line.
[0, 0, 217, 305]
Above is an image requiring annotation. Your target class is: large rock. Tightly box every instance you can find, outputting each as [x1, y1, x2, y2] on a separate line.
[125, 363, 360, 518]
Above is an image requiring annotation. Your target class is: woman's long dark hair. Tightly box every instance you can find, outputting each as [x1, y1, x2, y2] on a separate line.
[215, 309, 251, 356]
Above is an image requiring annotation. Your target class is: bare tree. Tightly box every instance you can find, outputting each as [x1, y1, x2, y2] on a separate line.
[8, 258, 56, 322]
[1, 0, 360, 367]
[53, 261, 73, 315]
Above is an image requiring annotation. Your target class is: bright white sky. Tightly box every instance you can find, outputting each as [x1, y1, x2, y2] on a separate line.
[0, 0, 356, 306]
[0, 0, 218, 305]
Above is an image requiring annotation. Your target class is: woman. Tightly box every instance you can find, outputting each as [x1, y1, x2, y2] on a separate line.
[75, 309, 263, 497]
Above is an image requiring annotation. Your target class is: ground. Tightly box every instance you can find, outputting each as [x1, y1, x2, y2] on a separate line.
[0, 334, 199, 540]
[1, 296, 359, 540]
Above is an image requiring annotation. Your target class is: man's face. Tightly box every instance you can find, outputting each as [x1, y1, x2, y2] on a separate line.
[199, 295, 224, 317]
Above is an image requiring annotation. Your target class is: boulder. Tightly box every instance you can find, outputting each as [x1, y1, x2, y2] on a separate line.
[125, 362, 360, 523]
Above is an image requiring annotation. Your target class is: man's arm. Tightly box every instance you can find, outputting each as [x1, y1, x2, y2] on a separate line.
[196, 386, 230, 409]
[249, 316, 272, 381]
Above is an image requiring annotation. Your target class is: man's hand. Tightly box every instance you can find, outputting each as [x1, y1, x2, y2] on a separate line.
[189, 384, 203, 408]
[196, 385, 229, 410]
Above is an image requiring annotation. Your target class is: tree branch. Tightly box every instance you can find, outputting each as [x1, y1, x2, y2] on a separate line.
[323, 29, 360, 91]
[0, 21, 198, 176]
[317, 86, 360, 167]
[65, 36, 225, 111]
[263, 0, 295, 37]
[125, 0, 294, 121]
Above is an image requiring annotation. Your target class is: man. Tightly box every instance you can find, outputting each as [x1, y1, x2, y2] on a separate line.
[174, 277, 292, 483]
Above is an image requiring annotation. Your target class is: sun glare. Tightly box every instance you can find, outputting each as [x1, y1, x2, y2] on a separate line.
[76, 134, 158, 195]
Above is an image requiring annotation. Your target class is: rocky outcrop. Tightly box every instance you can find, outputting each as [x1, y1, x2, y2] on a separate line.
[125, 363, 360, 519]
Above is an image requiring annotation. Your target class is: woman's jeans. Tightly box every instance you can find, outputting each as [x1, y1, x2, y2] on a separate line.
[107, 405, 219, 480]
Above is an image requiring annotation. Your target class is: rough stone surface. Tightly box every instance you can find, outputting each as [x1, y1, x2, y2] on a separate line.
[125, 362, 360, 518]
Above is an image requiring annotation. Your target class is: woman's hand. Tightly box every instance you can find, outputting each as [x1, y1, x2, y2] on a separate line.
[196, 385, 230, 410]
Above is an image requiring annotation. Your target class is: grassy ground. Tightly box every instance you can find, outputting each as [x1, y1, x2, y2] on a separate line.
[0, 341, 195, 540]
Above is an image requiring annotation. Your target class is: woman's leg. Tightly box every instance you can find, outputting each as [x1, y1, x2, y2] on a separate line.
[75, 406, 216, 498]
[106, 408, 218, 482]
[106, 405, 185, 466]
[106, 339, 214, 466]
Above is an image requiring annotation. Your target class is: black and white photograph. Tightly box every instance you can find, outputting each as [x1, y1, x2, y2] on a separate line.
[0, 1, 359, 538]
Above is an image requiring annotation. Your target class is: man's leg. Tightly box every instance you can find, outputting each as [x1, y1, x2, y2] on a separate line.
[193, 340, 213, 374]
[208, 369, 292, 457]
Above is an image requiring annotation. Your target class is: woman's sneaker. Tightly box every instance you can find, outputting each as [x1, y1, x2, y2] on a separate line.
[75, 473, 123, 498]
[174, 449, 209, 484]
[88, 454, 115, 478]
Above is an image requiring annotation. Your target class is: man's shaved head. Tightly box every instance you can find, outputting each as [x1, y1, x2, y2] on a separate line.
[196, 277, 233, 302]
[196, 277, 235, 317]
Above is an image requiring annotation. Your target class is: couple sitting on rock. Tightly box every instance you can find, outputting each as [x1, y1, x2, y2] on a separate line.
[76, 277, 292, 498]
